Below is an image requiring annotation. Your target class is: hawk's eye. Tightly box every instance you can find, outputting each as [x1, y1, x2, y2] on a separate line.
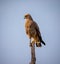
[25, 16, 28, 18]
[24, 16, 27, 19]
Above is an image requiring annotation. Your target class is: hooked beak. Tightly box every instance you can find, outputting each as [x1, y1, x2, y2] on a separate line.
[24, 17, 25, 19]
[24, 16, 26, 19]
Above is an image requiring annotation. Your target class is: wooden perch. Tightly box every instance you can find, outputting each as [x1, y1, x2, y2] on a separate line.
[30, 43, 36, 64]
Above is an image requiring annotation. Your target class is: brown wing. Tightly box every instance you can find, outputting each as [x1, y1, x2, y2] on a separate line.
[31, 21, 41, 36]
[32, 21, 46, 45]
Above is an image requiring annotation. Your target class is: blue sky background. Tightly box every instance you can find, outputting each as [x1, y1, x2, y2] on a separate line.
[0, 0, 60, 64]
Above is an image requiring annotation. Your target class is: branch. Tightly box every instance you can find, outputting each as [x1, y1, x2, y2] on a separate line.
[29, 43, 36, 64]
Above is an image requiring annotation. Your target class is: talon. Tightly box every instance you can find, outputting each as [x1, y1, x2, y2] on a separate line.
[29, 43, 32, 47]
[36, 43, 38, 47]
[39, 43, 42, 47]
[36, 43, 42, 47]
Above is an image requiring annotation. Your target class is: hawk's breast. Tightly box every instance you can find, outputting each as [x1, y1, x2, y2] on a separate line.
[25, 21, 36, 38]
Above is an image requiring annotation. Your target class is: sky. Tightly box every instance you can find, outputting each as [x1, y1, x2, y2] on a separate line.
[0, 0, 60, 64]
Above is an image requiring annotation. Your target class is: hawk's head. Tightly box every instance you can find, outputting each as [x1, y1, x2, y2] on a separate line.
[24, 13, 33, 20]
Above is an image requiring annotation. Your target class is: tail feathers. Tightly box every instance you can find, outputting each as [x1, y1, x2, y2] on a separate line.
[41, 40, 46, 45]
[38, 35, 46, 46]
[35, 28, 46, 46]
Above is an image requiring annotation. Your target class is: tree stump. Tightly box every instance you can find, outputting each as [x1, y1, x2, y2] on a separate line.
[30, 43, 36, 64]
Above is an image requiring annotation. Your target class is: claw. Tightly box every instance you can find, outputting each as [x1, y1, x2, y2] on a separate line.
[29, 43, 32, 47]
[36, 43, 42, 47]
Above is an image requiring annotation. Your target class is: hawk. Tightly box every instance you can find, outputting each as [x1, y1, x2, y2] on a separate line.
[24, 14, 46, 47]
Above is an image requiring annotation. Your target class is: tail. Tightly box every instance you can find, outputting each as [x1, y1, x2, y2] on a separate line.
[35, 28, 46, 46]
[41, 40, 46, 45]
[38, 35, 46, 46]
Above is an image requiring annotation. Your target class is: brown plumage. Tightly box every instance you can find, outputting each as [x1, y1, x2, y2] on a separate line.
[24, 14, 45, 47]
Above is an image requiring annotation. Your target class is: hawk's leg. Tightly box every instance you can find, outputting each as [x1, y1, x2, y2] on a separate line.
[29, 38, 35, 47]
[30, 41, 35, 47]
[29, 38, 32, 47]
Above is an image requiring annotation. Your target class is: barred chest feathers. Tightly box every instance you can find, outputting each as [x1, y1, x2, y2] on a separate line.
[25, 21, 36, 38]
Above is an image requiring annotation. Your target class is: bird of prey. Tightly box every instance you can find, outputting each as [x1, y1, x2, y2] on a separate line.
[24, 14, 46, 47]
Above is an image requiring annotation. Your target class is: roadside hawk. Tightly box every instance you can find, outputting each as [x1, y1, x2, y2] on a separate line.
[24, 14, 46, 47]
